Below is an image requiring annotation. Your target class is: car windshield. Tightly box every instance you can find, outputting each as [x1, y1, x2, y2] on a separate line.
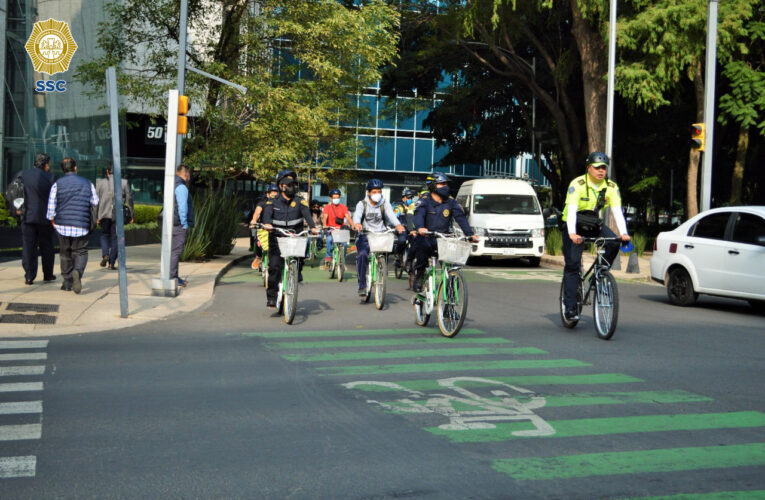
[472, 194, 540, 215]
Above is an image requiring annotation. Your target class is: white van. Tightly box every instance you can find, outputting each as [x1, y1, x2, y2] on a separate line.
[455, 179, 545, 265]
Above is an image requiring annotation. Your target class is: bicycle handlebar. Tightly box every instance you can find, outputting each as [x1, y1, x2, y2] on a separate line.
[582, 236, 623, 244]
[251, 223, 317, 238]
[420, 230, 474, 241]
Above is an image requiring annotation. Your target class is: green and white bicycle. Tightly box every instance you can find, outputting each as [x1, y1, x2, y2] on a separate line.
[412, 232, 473, 337]
[328, 228, 350, 282]
[267, 226, 317, 325]
[362, 228, 396, 310]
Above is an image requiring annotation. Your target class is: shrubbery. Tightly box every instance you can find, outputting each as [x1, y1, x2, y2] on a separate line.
[544, 227, 562, 256]
[132, 204, 162, 224]
[0, 195, 18, 227]
[180, 191, 241, 261]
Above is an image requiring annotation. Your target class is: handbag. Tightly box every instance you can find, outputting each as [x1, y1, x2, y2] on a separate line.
[575, 183, 607, 237]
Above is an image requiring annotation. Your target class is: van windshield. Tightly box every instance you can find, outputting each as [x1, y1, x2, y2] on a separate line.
[472, 195, 540, 215]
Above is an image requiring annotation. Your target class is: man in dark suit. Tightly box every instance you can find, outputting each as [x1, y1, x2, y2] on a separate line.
[19, 153, 56, 285]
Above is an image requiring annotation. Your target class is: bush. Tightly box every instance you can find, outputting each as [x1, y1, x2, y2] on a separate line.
[545, 227, 563, 256]
[181, 191, 241, 261]
[632, 232, 649, 257]
[133, 204, 162, 224]
[0, 195, 18, 228]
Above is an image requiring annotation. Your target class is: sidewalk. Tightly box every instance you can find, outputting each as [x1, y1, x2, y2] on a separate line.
[541, 251, 655, 284]
[0, 238, 251, 337]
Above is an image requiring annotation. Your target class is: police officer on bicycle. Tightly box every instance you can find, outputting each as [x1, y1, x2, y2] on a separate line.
[261, 170, 319, 309]
[412, 173, 478, 292]
[560, 152, 631, 321]
[393, 189, 418, 274]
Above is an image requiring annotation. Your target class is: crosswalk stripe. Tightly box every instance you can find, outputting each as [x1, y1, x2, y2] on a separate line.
[0, 402, 42, 415]
[346, 374, 645, 392]
[0, 341, 48, 349]
[0, 366, 46, 377]
[0, 383, 43, 392]
[426, 411, 765, 443]
[239, 328, 485, 339]
[283, 347, 547, 362]
[267, 337, 512, 350]
[317, 359, 590, 376]
[492, 443, 765, 480]
[630, 490, 765, 499]
[0, 456, 36, 478]
[0, 424, 42, 441]
[0, 353, 47, 361]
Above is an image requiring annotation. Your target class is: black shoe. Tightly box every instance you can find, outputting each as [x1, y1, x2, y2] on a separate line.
[72, 270, 82, 294]
[108, 264, 117, 270]
[100, 255, 108, 267]
[413, 275, 424, 293]
[298, 273, 303, 283]
[358, 288, 366, 297]
[43, 275, 56, 282]
[266, 298, 276, 309]
[564, 308, 579, 322]
[25, 279, 34, 285]
[61, 284, 72, 291]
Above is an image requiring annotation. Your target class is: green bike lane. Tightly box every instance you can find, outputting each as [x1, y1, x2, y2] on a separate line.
[229, 323, 765, 499]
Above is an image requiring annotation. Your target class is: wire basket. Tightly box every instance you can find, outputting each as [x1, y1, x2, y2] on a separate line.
[367, 232, 395, 253]
[277, 237, 308, 257]
[437, 238, 471, 265]
[331, 229, 350, 244]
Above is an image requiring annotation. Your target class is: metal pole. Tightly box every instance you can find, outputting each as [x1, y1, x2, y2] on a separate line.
[531, 57, 536, 180]
[700, 0, 718, 212]
[175, 0, 188, 167]
[187, 66, 247, 94]
[106, 67, 129, 317]
[152, 90, 179, 297]
[605, 0, 617, 175]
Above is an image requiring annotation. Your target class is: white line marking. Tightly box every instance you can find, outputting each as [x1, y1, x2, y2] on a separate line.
[0, 424, 42, 441]
[0, 383, 43, 392]
[0, 456, 36, 478]
[0, 401, 42, 415]
[0, 340, 48, 349]
[0, 366, 45, 377]
[0, 353, 47, 361]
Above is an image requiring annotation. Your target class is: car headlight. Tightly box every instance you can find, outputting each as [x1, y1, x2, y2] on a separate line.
[531, 227, 544, 238]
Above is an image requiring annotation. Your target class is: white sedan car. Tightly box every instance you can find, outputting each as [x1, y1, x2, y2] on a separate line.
[650, 206, 765, 309]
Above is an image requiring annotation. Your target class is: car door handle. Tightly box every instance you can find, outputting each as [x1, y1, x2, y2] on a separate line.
[728, 249, 740, 255]
[684, 244, 694, 249]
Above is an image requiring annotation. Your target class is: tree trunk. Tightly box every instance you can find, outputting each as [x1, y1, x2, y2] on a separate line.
[729, 125, 749, 205]
[687, 61, 704, 219]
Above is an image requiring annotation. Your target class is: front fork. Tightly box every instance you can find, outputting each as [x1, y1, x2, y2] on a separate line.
[277, 257, 291, 304]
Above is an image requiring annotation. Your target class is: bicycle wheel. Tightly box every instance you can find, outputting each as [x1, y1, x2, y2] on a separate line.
[395, 252, 404, 279]
[559, 279, 582, 329]
[262, 257, 269, 288]
[593, 270, 618, 340]
[364, 257, 373, 303]
[338, 249, 345, 283]
[414, 278, 431, 327]
[437, 269, 468, 337]
[283, 259, 299, 324]
[329, 248, 337, 280]
[374, 254, 387, 310]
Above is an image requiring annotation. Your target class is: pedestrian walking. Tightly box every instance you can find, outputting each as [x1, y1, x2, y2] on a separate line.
[46, 157, 99, 294]
[18, 153, 56, 285]
[171, 164, 194, 288]
[95, 164, 134, 270]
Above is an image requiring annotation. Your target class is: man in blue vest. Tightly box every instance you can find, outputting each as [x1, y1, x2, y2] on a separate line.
[19, 153, 56, 285]
[46, 157, 99, 294]
[171, 164, 195, 288]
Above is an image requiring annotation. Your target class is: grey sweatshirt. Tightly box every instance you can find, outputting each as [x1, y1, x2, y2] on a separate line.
[353, 196, 400, 232]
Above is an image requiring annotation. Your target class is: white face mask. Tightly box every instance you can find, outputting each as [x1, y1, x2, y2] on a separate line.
[332, 198, 340, 205]
[370, 193, 382, 203]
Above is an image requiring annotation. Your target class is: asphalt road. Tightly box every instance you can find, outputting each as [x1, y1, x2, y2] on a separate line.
[2, 258, 764, 498]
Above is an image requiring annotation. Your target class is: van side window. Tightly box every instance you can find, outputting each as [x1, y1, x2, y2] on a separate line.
[456, 195, 469, 215]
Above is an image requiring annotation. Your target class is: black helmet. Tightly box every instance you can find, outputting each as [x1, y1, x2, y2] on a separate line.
[329, 188, 341, 197]
[425, 172, 449, 191]
[276, 169, 297, 185]
[267, 183, 278, 193]
[403, 189, 417, 198]
[366, 178, 384, 190]
[310, 199, 321, 207]
[586, 152, 609, 167]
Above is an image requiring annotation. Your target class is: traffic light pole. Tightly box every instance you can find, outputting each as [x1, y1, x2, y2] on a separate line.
[700, 0, 718, 212]
[175, 0, 188, 167]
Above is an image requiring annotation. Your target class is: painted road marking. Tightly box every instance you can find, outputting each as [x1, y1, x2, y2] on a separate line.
[0, 383, 43, 392]
[316, 359, 590, 376]
[0, 402, 42, 415]
[0, 353, 47, 361]
[267, 337, 512, 350]
[346, 374, 645, 392]
[0, 341, 48, 349]
[0, 456, 36, 478]
[426, 411, 765, 443]
[631, 491, 765, 499]
[492, 443, 765, 480]
[0, 366, 46, 377]
[240, 328, 484, 339]
[283, 347, 547, 362]
[0, 424, 42, 441]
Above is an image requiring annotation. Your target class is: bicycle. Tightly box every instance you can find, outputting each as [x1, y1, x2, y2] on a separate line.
[328, 228, 350, 282]
[412, 232, 472, 337]
[394, 236, 412, 280]
[559, 236, 621, 340]
[307, 231, 321, 268]
[362, 228, 396, 310]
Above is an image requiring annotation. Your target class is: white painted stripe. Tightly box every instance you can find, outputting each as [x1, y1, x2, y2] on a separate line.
[0, 401, 42, 415]
[0, 383, 43, 392]
[0, 366, 45, 377]
[0, 340, 48, 349]
[0, 424, 42, 441]
[0, 353, 47, 361]
[0, 456, 36, 478]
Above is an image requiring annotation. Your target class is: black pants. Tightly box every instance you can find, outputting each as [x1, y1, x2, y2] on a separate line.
[413, 235, 437, 277]
[266, 233, 303, 302]
[21, 222, 55, 281]
[57, 234, 89, 286]
[170, 226, 187, 280]
[561, 224, 620, 309]
[99, 218, 118, 265]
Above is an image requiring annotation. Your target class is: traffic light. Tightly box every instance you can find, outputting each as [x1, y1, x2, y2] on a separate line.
[177, 95, 189, 135]
[691, 123, 705, 151]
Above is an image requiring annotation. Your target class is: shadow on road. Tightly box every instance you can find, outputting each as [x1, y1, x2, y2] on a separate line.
[638, 293, 763, 317]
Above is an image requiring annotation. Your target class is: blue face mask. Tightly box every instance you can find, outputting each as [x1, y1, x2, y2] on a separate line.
[405, 198, 413, 206]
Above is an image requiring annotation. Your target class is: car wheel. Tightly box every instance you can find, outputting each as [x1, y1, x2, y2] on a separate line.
[666, 267, 697, 306]
[748, 300, 765, 314]
[527, 256, 541, 267]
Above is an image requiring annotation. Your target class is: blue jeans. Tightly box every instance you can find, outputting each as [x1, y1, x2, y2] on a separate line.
[355, 234, 369, 290]
[99, 218, 118, 265]
[325, 230, 347, 259]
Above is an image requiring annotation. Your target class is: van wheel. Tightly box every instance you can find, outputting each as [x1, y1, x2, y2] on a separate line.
[748, 300, 765, 314]
[667, 267, 697, 306]
[527, 257, 541, 267]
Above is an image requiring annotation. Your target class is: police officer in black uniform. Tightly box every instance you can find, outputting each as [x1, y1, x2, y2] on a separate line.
[412, 173, 478, 292]
[261, 170, 318, 308]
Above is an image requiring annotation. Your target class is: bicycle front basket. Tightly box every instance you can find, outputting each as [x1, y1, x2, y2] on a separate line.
[277, 237, 308, 257]
[367, 232, 395, 253]
[331, 229, 350, 244]
[437, 238, 471, 265]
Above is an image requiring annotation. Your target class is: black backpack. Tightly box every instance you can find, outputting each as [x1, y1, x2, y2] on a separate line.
[4, 173, 25, 220]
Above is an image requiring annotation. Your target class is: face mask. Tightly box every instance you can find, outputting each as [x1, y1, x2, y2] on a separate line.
[370, 193, 382, 203]
[405, 199, 413, 206]
[435, 186, 450, 198]
[282, 184, 296, 197]
[332, 198, 341, 205]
